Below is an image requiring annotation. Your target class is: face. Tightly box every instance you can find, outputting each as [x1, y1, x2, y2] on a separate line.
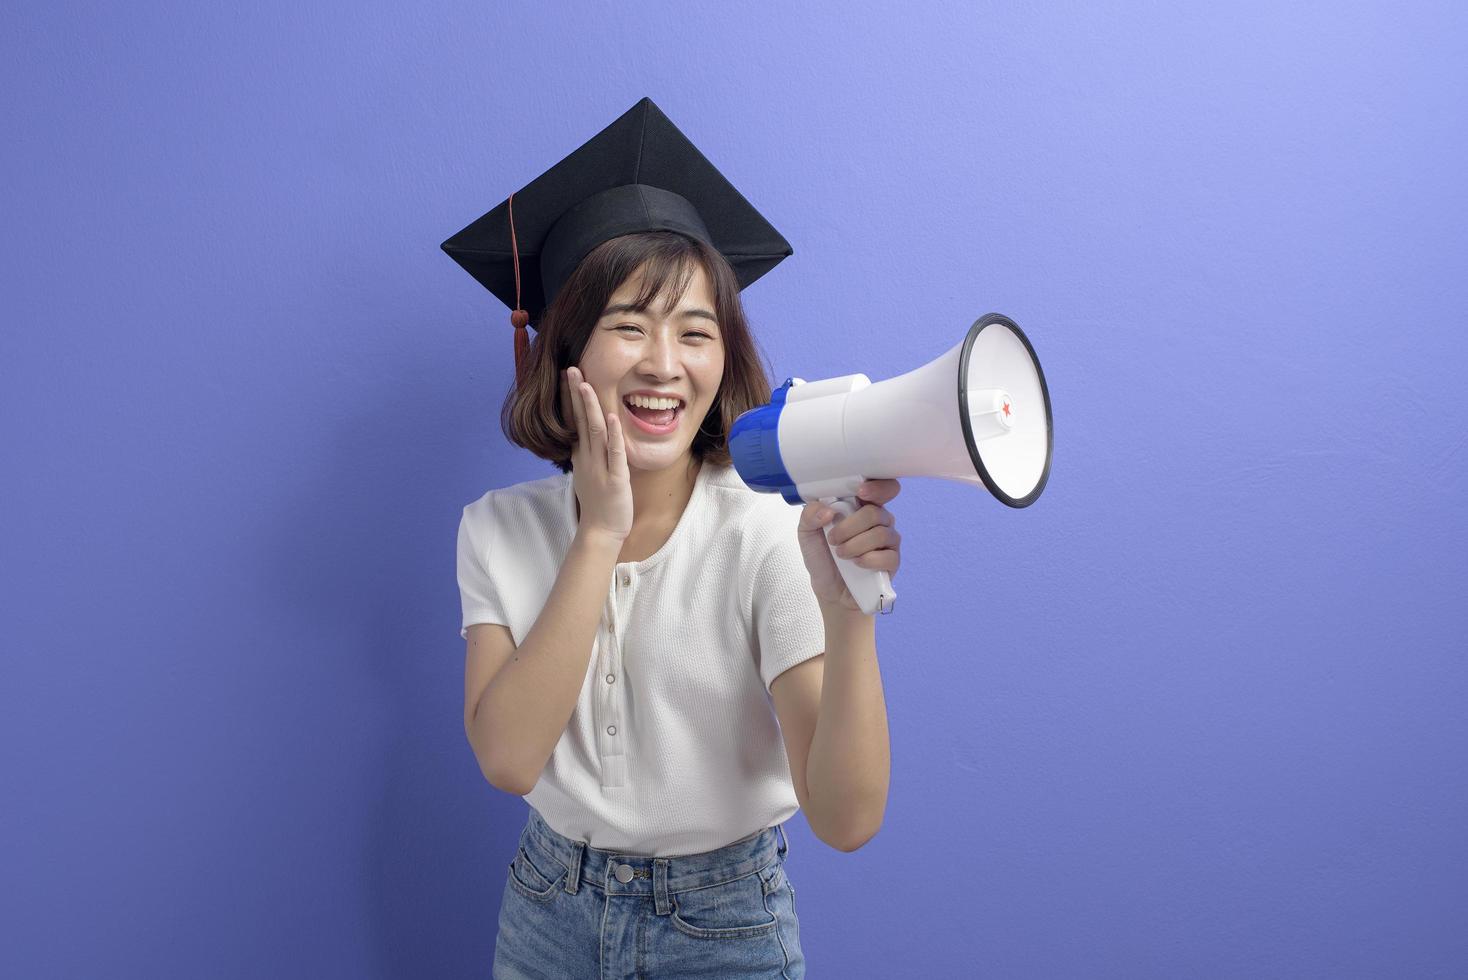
[574, 261, 725, 474]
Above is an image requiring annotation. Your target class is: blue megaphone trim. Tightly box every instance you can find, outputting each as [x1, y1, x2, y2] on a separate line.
[728, 378, 806, 505]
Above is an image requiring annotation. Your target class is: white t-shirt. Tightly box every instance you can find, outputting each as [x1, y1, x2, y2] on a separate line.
[457, 459, 826, 857]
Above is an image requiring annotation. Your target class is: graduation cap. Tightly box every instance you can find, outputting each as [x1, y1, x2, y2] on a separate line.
[441, 96, 793, 379]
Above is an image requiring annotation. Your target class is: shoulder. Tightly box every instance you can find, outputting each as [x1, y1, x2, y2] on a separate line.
[699, 462, 801, 556]
[462, 470, 569, 526]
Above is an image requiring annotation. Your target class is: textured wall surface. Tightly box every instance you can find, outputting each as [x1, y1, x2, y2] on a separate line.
[4, 1, 1465, 976]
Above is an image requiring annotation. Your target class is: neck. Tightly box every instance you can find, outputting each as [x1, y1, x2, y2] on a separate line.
[629, 455, 702, 529]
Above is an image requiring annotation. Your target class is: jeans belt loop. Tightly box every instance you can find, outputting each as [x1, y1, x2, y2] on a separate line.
[565, 839, 585, 894]
[653, 857, 672, 915]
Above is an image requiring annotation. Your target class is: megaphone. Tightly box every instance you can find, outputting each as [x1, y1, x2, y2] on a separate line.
[729, 312, 1053, 615]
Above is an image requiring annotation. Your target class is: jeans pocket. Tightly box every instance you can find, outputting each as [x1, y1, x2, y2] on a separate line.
[505, 845, 566, 904]
[669, 867, 780, 940]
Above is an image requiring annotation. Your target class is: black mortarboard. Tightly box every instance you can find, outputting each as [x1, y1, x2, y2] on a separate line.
[441, 96, 793, 378]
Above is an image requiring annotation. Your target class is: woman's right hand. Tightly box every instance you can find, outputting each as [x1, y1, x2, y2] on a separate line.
[562, 365, 634, 542]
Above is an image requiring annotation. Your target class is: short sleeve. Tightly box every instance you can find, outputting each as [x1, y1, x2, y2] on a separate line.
[457, 500, 508, 640]
[749, 506, 826, 693]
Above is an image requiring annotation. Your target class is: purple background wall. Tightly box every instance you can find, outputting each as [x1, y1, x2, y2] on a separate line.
[4, 1, 1465, 977]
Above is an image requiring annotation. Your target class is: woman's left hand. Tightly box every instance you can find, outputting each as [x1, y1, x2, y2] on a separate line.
[797, 479, 902, 613]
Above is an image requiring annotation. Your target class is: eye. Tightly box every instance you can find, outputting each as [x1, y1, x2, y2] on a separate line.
[615, 324, 713, 340]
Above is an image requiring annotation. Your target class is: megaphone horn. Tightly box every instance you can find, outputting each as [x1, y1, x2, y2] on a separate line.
[729, 312, 1053, 615]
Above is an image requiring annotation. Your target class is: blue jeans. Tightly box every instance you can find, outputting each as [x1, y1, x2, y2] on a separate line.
[493, 807, 805, 979]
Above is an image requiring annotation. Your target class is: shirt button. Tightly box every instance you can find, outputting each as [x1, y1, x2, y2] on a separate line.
[607, 725, 617, 736]
[606, 674, 615, 684]
[620, 572, 631, 586]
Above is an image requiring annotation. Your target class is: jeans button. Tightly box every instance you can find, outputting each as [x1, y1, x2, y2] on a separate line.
[615, 864, 634, 883]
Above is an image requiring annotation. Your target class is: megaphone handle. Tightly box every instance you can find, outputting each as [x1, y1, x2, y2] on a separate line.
[822, 496, 897, 615]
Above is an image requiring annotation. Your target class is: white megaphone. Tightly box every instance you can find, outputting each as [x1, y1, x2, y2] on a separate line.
[729, 312, 1053, 615]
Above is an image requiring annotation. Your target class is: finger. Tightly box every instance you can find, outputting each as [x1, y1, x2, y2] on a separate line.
[854, 549, 900, 575]
[568, 369, 588, 457]
[561, 368, 576, 436]
[855, 478, 901, 506]
[580, 381, 606, 458]
[799, 502, 838, 533]
[828, 503, 893, 545]
[606, 411, 628, 477]
[832, 524, 900, 560]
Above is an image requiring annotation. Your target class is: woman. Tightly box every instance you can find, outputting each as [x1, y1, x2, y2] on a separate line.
[450, 99, 900, 979]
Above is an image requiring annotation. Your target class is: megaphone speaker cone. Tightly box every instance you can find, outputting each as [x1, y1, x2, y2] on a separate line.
[960, 313, 1052, 507]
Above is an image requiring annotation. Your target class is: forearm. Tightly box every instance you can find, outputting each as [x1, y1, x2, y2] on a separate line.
[469, 528, 621, 793]
[804, 603, 891, 849]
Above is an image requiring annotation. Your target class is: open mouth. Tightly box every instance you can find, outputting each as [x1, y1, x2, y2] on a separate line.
[621, 396, 685, 433]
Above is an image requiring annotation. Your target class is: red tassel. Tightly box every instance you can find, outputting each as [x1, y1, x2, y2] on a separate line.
[507, 193, 530, 383]
[511, 309, 530, 381]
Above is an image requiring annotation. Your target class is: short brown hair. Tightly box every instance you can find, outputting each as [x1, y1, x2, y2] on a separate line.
[500, 231, 775, 474]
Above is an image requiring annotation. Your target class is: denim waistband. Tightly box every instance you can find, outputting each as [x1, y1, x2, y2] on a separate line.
[521, 807, 789, 906]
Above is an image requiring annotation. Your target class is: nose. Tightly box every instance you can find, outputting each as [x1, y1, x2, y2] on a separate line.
[637, 330, 682, 380]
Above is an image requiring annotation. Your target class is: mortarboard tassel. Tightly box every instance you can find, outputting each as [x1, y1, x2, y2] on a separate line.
[510, 308, 529, 380]
[507, 192, 530, 382]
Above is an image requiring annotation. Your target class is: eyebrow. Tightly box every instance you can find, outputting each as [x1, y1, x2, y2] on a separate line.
[601, 303, 719, 325]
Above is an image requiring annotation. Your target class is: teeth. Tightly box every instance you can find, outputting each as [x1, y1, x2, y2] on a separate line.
[624, 394, 682, 410]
